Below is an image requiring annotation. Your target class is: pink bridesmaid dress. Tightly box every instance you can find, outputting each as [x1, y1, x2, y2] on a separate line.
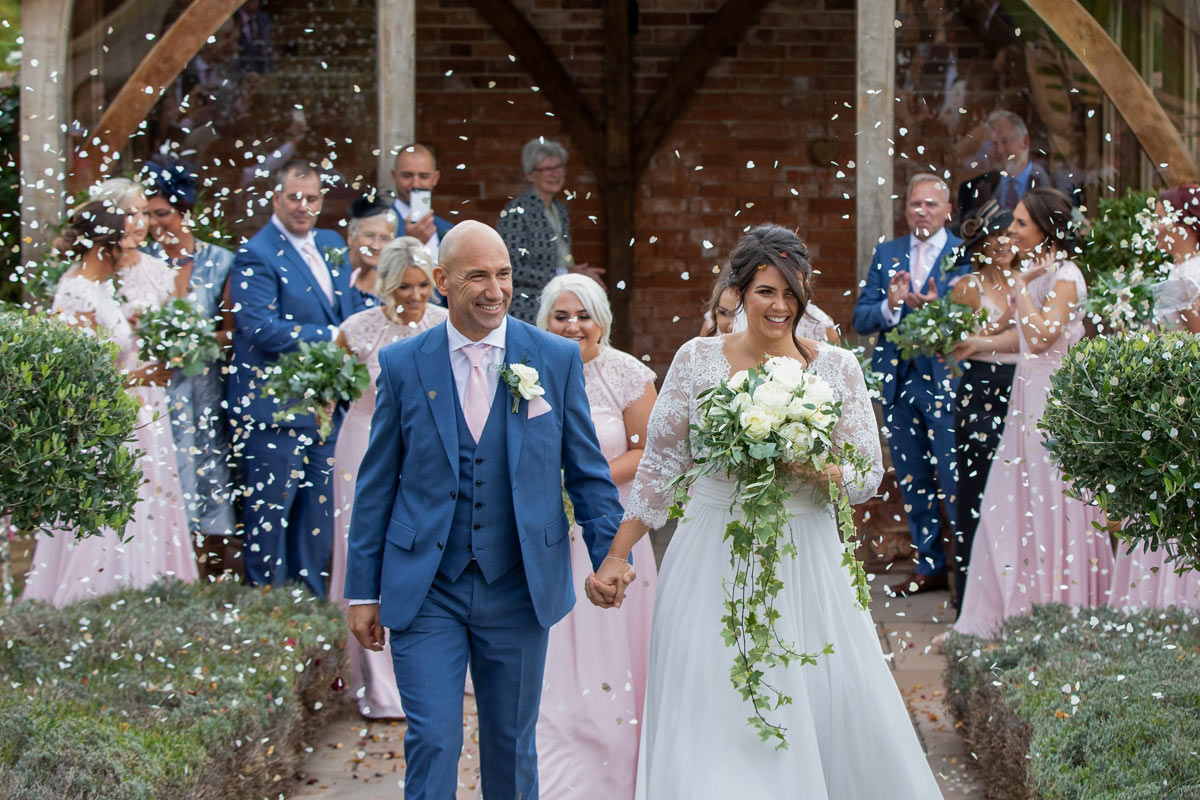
[955, 261, 1113, 637]
[1108, 254, 1200, 612]
[328, 303, 448, 718]
[24, 256, 197, 607]
[537, 346, 658, 799]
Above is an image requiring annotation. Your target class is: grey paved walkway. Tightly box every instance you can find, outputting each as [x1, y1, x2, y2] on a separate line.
[289, 580, 982, 798]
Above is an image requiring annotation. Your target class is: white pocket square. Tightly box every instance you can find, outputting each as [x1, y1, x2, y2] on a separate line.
[527, 395, 552, 419]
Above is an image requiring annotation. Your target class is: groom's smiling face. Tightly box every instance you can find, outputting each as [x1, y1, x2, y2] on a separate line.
[435, 223, 513, 340]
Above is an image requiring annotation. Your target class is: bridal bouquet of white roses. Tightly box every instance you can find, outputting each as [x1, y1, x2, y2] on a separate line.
[135, 296, 222, 378]
[669, 355, 871, 749]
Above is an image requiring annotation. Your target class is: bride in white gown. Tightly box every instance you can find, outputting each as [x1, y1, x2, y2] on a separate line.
[587, 225, 944, 799]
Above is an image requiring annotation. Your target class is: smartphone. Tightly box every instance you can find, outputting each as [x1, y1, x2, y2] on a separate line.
[409, 189, 432, 222]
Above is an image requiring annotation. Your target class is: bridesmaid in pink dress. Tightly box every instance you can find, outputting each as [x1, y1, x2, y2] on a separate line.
[534, 274, 659, 798]
[24, 194, 196, 607]
[1108, 185, 1200, 611]
[329, 236, 448, 718]
[954, 189, 1113, 637]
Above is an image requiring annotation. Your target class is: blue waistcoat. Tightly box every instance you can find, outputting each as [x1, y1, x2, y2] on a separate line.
[439, 389, 522, 582]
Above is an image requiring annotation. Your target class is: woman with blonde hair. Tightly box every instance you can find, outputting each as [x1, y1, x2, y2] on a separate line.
[329, 236, 449, 719]
[534, 272, 659, 798]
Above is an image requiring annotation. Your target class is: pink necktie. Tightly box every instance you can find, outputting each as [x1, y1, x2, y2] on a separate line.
[462, 343, 492, 443]
[301, 241, 334, 304]
[912, 241, 931, 292]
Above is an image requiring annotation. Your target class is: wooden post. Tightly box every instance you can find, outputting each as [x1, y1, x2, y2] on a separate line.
[19, 0, 72, 261]
[378, 0, 416, 190]
[604, 0, 634, 351]
[855, 0, 896, 294]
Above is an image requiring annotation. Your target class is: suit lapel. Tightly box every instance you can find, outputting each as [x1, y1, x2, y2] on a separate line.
[273, 228, 336, 323]
[502, 319, 529, 488]
[417, 324, 458, 470]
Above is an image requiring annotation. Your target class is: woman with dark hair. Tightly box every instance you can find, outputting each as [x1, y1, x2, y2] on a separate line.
[953, 188, 1112, 637]
[345, 195, 399, 297]
[1107, 186, 1200, 611]
[585, 225, 942, 797]
[24, 199, 197, 606]
[946, 200, 1019, 609]
[141, 158, 239, 574]
[699, 267, 739, 336]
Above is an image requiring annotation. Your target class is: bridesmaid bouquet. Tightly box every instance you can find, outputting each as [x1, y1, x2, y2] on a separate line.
[884, 295, 989, 374]
[262, 340, 370, 441]
[135, 296, 222, 378]
[669, 356, 871, 749]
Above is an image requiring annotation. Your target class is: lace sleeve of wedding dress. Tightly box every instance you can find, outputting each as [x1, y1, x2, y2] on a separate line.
[52, 275, 101, 332]
[622, 338, 703, 529]
[824, 345, 883, 505]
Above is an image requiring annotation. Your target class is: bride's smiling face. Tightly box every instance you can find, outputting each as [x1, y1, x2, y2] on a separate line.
[739, 264, 800, 345]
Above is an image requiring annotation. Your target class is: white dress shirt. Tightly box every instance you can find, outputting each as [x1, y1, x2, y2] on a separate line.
[393, 197, 440, 261]
[271, 215, 339, 340]
[881, 226, 948, 327]
[347, 315, 507, 606]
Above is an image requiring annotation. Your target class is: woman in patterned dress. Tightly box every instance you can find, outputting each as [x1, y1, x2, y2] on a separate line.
[140, 159, 239, 575]
[496, 138, 604, 322]
[24, 196, 196, 607]
[329, 237, 448, 718]
[534, 273, 659, 798]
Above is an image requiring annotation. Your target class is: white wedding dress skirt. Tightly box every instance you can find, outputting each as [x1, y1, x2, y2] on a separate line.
[635, 476, 944, 799]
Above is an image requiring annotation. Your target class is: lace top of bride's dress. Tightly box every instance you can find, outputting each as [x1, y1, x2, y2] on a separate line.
[623, 335, 884, 529]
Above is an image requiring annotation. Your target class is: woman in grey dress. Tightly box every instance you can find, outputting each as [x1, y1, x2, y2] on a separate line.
[496, 137, 604, 322]
[141, 158, 239, 575]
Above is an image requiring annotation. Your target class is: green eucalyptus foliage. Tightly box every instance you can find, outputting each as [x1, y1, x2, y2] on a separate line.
[1039, 332, 1199, 570]
[884, 295, 988, 375]
[1075, 191, 1173, 334]
[0, 311, 141, 539]
[135, 296, 222, 378]
[263, 339, 369, 441]
[944, 604, 1200, 800]
[0, 579, 347, 800]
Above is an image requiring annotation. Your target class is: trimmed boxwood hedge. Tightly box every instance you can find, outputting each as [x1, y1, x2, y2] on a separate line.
[0, 579, 348, 799]
[944, 604, 1200, 800]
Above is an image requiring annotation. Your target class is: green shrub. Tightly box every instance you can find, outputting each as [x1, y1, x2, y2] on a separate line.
[945, 604, 1200, 800]
[1039, 332, 1200, 570]
[0, 579, 349, 799]
[0, 311, 142, 539]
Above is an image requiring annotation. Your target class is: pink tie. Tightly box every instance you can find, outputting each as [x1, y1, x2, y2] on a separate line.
[462, 343, 492, 443]
[912, 241, 931, 293]
[301, 241, 334, 304]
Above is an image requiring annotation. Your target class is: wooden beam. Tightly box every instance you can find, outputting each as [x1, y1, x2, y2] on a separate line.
[19, 0, 72, 260]
[631, 0, 771, 180]
[604, 0, 635, 352]
[1023, 0, 1200, 184]
[468, 0, 605, 180]
[91, 0, 248, 171]
[378, 0, 416, 189]
[855, 0, 896, 293]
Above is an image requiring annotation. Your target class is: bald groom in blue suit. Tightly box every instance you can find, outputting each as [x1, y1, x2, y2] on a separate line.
[343, 220, 623, 799]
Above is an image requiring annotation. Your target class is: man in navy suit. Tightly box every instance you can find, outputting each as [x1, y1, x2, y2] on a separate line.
[228, 159, 368, 598]
[853, 174, 966, 596]
[344, 220, 622, 799]
[390, 143, 454, 307]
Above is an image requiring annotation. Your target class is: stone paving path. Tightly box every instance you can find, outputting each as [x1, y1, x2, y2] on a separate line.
[288, 582, 983, 798]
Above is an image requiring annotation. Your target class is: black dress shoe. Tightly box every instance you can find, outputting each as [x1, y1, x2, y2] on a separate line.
[888, 572, 948, 597]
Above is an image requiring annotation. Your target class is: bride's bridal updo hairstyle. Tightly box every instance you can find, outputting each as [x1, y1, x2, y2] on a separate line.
[53, 199, 127, 262]
[727, 223, 818, 363]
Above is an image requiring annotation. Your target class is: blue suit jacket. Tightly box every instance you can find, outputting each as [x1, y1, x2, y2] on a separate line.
[228, 223, 369, 428]
[343, 317, 623, 631]
[852, 232, 966, 405]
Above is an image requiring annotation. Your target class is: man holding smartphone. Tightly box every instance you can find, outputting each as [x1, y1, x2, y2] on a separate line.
[390, 143, 454, 261]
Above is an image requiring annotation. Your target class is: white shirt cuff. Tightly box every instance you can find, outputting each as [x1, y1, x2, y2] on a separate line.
[880, 298, 902, 327]
[329, 325, 339, 341]
[347, 598, 378, 606]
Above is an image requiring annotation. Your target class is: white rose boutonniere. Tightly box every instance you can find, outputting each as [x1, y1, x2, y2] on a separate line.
[499, 362, 545, 413]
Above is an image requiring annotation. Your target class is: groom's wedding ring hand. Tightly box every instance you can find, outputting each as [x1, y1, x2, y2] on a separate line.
[347, 603, 386, 652]
[588, 558, 637, 609]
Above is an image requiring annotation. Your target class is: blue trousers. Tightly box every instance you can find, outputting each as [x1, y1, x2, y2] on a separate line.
[882, 363, 958, 575]
[238, 425, 336, 597]
[390, 561, 548, 800]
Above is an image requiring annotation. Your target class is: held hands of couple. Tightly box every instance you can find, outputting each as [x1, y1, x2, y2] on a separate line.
[348, 603, 386, 652]
[782, 461, 843, 490]
[585, 556, 637, 609]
